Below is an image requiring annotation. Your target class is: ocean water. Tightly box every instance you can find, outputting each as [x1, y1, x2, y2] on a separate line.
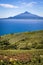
[0, 19, 43, 36]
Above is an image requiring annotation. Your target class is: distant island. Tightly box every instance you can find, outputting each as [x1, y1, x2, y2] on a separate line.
[8, 11, 43, 19]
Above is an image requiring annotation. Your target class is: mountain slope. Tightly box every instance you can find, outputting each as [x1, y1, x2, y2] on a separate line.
[8, 11, 43, 19]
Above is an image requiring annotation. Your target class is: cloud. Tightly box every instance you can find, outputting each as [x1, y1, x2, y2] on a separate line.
[0, 4, 18, 8]
[21, 2, 37, 8]
[27, 2, 37, 7]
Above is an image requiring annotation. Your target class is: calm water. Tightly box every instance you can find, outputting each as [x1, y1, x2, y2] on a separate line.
[0, 19, 43, 36]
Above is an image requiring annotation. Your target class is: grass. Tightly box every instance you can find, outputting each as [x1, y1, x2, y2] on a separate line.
[0, 49, 43, 55]
[0, 30, 43, 50]
[0, 30, 43, 65]
[0, 50, 43, 65]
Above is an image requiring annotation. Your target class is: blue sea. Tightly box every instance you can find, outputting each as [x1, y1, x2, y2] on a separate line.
[0, 19, 43, 36]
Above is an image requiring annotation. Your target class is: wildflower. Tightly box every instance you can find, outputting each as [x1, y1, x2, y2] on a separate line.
[4, 56, 7, 59]
[14, 59, 17, 61]
[1, 60, 3, 62]
[10, 58, 13, 62]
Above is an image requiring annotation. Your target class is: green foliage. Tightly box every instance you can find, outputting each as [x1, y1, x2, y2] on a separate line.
[32, 42, 38, 48]
[0, 39, 10, 50]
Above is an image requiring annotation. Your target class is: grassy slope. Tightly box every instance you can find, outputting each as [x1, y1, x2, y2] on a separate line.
[0, 30, 43, 49]
[0, 30, 43, 65]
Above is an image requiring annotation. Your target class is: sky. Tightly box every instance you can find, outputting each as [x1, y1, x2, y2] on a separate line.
[0, 0, 43, 18]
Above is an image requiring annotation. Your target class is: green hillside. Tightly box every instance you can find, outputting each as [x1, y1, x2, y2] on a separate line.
[0, 30, 43, 50]
[0, 30, 43, 65]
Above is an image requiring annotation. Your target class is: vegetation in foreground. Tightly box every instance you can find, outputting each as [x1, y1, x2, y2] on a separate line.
[0, 30, 43, 65]
[0, 30, 43, 50]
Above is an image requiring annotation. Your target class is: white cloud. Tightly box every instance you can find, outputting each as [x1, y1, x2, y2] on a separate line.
[0, 4, 18, 8]
[27, 2, 37, 7]
[21, 2, 37, 8]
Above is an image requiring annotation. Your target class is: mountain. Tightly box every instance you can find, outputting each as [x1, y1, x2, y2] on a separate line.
[8, 11, 43, 19]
